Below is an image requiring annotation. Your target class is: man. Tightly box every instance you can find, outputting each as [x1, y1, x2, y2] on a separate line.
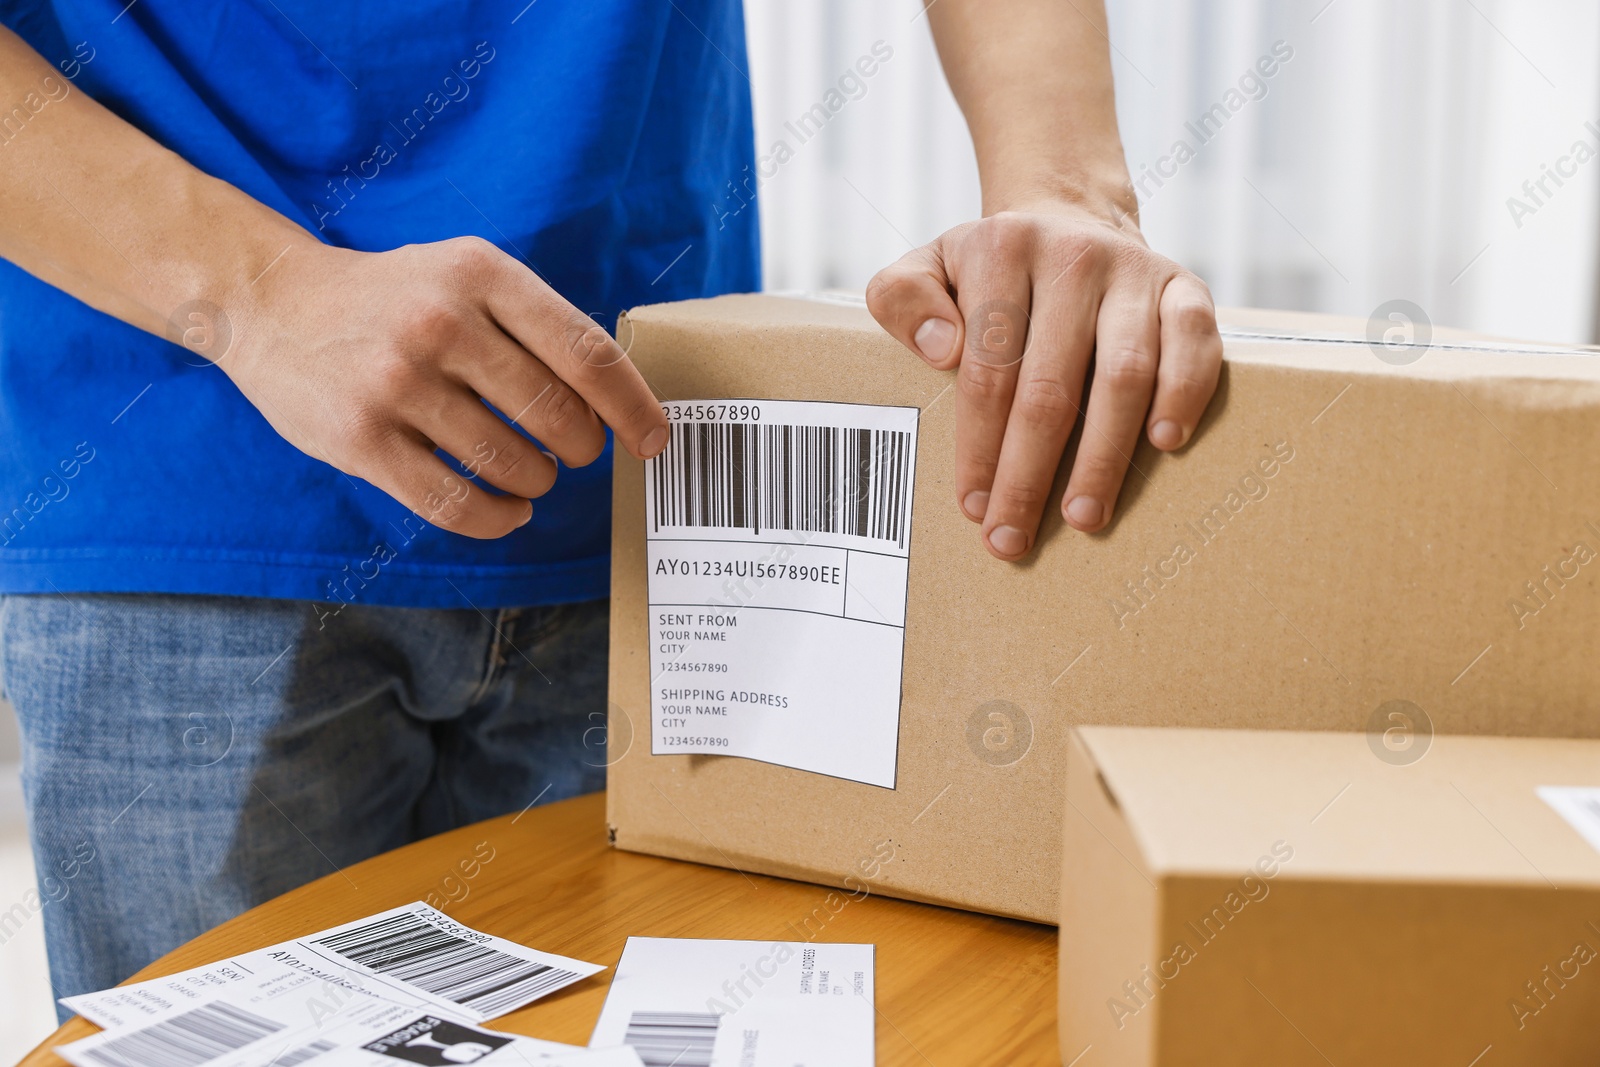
[0, 0, 1221, 1007]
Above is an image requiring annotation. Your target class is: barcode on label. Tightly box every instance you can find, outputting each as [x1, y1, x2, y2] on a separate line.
[622, 1011, 721, 1067]
[313, 912, 579, 1017]
[270, 1039, 336, 1066]
[651, 422, 914, 547]
[79, 1002, 284, 1067]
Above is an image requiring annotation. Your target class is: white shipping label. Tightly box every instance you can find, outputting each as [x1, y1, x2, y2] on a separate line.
[589, 937, 875, 1067]
[1538, 786, 1600, 854]
[644, 399, 919, 787]
[61, 902, 605, 1030]
[59, 997, 642, 1067]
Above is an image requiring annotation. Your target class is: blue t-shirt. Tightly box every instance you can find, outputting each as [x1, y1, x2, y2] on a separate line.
[0, 0, 757, 608]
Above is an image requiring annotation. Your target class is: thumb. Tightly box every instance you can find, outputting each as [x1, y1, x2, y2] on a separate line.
[865, 241, 964, 371]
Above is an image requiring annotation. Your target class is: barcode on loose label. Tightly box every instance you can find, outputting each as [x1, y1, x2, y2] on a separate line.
[71, 1002, 284, 1067]
[621, 1011, 721, 1067]
[312, 910, 584, 1018]
[644, 399, 919, 788]
[267, 1038, 336, 1066]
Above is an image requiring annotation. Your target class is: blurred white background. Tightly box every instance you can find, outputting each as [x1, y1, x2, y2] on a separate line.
[0, 700, 51, 1062]
[746, 0, 1600, 342]
[5, 0, 1600, 1059]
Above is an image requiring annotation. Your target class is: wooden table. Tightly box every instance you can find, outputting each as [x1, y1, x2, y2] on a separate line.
[22, 792, 1059, 1065]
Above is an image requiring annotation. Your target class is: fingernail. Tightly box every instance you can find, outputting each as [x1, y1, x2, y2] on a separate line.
[518, 502, 534, 527]
[640, 425, 669, 458]
[988, 525, 1028, 557]
[1066, 496, 1104, 529]
[1149, 419, 1186, 449]
[913, 318, 958, 363]
[962, 490, 990, 521]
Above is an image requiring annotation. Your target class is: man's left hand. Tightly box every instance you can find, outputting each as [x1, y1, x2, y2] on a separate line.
[867, 202, 1222, 561]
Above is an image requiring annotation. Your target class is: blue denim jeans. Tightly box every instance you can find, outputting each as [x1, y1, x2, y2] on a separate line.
[0, 593, 609, 1018]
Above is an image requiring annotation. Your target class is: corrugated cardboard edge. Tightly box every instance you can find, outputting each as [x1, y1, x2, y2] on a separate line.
[1060, 729, 1161, 1066]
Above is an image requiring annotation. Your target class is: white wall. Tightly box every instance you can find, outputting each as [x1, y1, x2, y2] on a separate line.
[745, 0, 1600, 343]
[743, 2, 982, 291]
[0, 699, 19, 765]
[0, 697, 53, 1065]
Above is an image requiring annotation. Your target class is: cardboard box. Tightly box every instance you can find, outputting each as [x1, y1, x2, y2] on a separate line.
[1061, 726, 1600, 1066]
[606, 292, 1600, 923]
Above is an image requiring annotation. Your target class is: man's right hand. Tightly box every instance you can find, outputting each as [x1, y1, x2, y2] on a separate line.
[0, 26, 667, 541]
[222, 237, 669, 539]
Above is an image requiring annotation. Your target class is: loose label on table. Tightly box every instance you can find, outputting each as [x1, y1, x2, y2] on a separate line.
[644, 399, 919, 788]
[590, 937, 875, 1067]
[60, 902, 605, 1030]
[58, 997, 641, 1067]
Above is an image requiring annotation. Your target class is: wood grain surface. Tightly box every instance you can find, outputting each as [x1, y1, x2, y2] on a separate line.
[22, 792, 1059, 1066]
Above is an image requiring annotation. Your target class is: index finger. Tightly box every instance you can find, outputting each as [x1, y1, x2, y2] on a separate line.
[474, 245, 668, 460]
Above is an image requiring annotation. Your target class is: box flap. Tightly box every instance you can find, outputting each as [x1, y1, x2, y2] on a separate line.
[621, 294, 1600, 384]
[1076, 726, 1600, 886]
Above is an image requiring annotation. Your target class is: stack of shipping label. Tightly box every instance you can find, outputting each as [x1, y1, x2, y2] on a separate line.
[53, 903, 628, 1067]
[605, 292, 1600, 1064]
[54, 902, 875, 1067]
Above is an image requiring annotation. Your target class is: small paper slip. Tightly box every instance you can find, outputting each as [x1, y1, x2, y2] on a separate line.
[1538, 785, 1600, 854]
[645, 399, 919, 787]
[59, 999, 643, 1067]
[61, 902, 604, 1029]
[589, 937, 875, 1066]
